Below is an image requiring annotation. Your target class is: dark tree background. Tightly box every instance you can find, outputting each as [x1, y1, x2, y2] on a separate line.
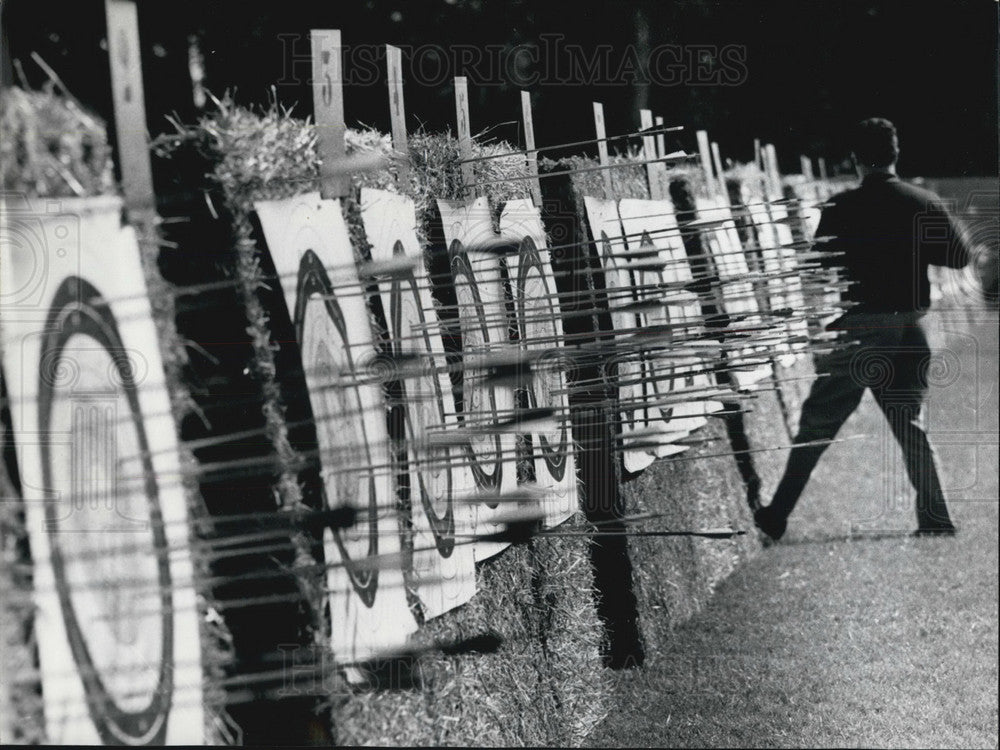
[3, 0, 997, 177]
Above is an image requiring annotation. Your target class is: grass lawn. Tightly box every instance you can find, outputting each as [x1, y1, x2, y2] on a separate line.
[584, 310, 998, 748]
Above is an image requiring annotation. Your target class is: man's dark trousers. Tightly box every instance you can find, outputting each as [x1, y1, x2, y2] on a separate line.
[770, 311, 954, 530]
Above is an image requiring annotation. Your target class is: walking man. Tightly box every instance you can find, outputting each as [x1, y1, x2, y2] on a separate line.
[755, 118, 971, 541]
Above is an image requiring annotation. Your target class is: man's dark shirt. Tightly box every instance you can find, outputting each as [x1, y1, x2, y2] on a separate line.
[816, 172, 971, 313]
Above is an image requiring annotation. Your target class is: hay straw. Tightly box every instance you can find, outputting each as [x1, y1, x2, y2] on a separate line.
[334, 527, 608, 747]
[0, 412, 46, 744]
[617, 417, 760, 663]
[0, 85, 114, 197]
[156, 93, 332, 643]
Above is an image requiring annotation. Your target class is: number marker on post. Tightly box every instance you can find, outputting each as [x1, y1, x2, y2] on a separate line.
[455, 76, 477, 197]
[105, 0, 155, 218]
[311, 29, 349, 199]
[521, 91, 543, 208]
[593, 102, 614, 196]
[765, 143, 781, 198]
[710, 141, 726, 200]
[696, 130, 715, 197]
[639, 109, 663, 200]
[800, 154, 814, 181]
[386, 44, 410, 187]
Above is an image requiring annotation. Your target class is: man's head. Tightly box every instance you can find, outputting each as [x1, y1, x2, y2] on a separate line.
[851, 117, 899, 173]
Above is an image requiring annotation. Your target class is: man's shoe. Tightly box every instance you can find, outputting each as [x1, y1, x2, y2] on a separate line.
[754, 505, 787, 543]
[912, 525, 957, 537]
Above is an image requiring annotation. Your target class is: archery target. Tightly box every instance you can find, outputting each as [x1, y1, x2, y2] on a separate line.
[694, 196, 773, 390]
[789, 178, 823, 237]
[450, 250, 504, 491]
[0, 196, 203, 744]
[618, 198, 724, 436]
[797, 179, 845, 330]
[747, 201, 810, 363]
[359, 188, 476, 620]
[768, 202, 809, 355]
[436, 198, 519, 562]
[499, 198, 578, 527]
[583, 196, 675, 473]
[254, 194, 416, 663]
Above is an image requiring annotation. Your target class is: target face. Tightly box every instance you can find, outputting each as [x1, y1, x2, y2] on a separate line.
[583, 196, 661, 472]
[747, 201, 810, 362]
[631, 231, 680, 419]
[618, 199, 718, 436]
[603, 228, 691, 456]
[37, 277, 172, 745]
[789, 179, 823, 237]
[600, 229, 652, 429]
[514, 236, 569, 480]
[695, 196, 772, 389]
[389, 251, 457, 553]
[0, 196, 203, 744]
[294, 250, 380, 605]
[694, 196, 757, 315]
[391, 264, 456, 548]
[437, 197, 524, 559]
[450, 242, 504, 494]
[359, 189, 476, 619]
[500, 198, 578, 527]
[255, 193, 416, 663]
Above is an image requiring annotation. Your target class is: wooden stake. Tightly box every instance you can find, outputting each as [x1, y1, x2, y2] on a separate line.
[654, 114, 671, 198]
[817, 157, 828, 182]
[311, 29, 349, 199]
[710, 141, 725, 198]
[753, 137, 762, 171]
[105, 0, 155, 217]
[639, 109, 662, 199]
[592, 102, 614, 196]
[654, 115, 666, 159]
[520, 91, 543, 207]
[386, 44, 409, 186]
[764, 143, 781, 197]
[799, 154, 814, 181]
[695, 130, 715, 197]
[454, 76, 476, 197]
